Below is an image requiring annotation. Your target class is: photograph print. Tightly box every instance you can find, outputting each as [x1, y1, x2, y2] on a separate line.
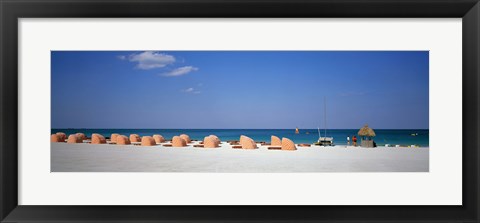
[51, 51, 429, 172]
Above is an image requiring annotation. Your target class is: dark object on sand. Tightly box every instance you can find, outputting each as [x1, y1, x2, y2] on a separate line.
[268, 146, 282, 150]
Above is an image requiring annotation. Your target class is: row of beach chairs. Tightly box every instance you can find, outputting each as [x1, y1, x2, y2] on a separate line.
[51, 132, 310, 151]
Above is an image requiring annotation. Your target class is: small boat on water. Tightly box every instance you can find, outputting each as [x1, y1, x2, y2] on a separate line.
[295, 127, 299, 134]
[314, 97, 334, 146]
[316, 136, 334, 146]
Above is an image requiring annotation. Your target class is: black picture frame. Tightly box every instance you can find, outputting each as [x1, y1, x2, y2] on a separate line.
[1, 0, 479, 222]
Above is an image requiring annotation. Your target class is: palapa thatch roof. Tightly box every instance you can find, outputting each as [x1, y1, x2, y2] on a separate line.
[358, 124, 376, 137]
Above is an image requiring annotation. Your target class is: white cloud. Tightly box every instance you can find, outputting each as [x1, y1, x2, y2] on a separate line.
[184, 88, 194, 92]
[182, 87, 201, 94]
[162, 66, 199, 77]
[128, 51, 175, 70]
[117, 55, 126, 60]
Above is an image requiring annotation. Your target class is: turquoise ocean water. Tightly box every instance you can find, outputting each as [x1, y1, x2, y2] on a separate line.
[51, 129, 429, 147]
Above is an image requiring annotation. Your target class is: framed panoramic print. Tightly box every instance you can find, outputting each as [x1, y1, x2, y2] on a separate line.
[1, 0, 479, 222]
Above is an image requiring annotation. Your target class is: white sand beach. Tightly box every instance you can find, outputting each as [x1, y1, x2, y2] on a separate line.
[51, 142, 429, 172]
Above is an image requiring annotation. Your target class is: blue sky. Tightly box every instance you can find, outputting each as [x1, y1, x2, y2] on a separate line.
[51, 51, 429, 129]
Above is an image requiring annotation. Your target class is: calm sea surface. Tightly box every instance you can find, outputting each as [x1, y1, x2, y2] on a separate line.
[51, 129, 429, 147]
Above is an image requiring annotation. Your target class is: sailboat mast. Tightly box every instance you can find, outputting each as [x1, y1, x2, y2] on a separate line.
[324, 96, 327, 138]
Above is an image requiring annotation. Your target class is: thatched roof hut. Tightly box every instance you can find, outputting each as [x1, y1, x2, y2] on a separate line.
[358, 124, 376, 137]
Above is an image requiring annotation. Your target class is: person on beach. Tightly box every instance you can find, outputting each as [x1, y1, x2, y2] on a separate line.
[347, 136, 350, 146]
[352, 135, 357, 147]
